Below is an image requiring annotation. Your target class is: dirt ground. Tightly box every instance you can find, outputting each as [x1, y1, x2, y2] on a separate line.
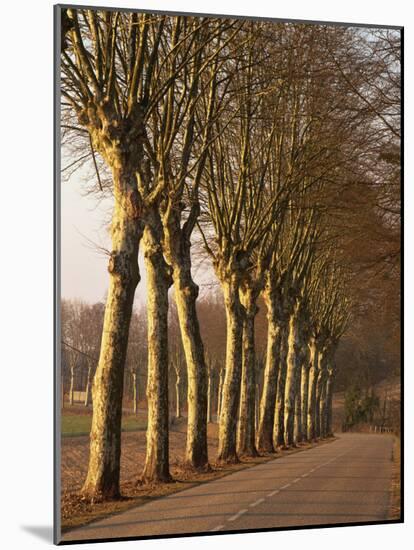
[61, 417, 219, 494]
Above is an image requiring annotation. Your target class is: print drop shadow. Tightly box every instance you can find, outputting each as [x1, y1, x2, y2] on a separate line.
[21, 525, 53, 543]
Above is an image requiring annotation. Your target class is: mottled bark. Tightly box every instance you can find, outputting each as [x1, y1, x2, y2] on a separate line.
[237, 287, 258, 457]
[257, 281, 281, 453]
[283, 305, 302, 447]
[217, 278, 244, 463]
[82, 168, 141, 500]
[326, 367, 334, 436]
[141, 217, 172, 483]
[315, 351, 326, 439]
[163, 206, 208, 470]
[293, 361, 302, 445]
[273, 325, 288, 448]
[307, 337, 319, 442]
[300, 359, 310, 441]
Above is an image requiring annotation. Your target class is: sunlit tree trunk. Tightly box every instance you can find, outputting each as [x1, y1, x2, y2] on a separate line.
[84, 364, 92, 407]
[132, 371, 138, 416]
[315, 350, 326, 439]
[326, 367, 334, 436]
[141, 216, 172, 483]
[163, 209, 208, 470]
[300, 358, 310, 441]
[237, 287, 258, 457]
[175, 370, 181, 419]
[293, 360, 302, 445]
[207, 367, 212, 423]
[217, 366, 225, 420]
[217, 277, 244, 463]
[82, 170, 141, 500]
[257, 281, 281, 453]
[273, 324, 288, 448]
[307, 337, 319, 442]
[284, 304, 302, 447]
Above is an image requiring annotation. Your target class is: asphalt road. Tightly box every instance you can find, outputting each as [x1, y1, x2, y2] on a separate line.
[63, 433, 394, 542]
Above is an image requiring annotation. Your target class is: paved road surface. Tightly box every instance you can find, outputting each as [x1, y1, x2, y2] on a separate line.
[63, 433, 394, 542]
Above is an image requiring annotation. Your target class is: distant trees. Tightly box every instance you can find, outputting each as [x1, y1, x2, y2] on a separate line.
[60, 6, 400, 502]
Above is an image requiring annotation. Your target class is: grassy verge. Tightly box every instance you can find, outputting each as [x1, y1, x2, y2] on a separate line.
[61, 437, 337, 536]
[62, 414, 147, 437]
[388, 435, 401, 520]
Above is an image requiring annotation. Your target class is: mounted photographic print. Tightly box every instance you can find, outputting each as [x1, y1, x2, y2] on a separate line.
[54, 3, 402, 544]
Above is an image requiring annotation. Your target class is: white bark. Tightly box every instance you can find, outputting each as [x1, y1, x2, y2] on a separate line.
[175, 372, 182, 419]
[84, 365, 92, 407]
[69, 365, 75, 406]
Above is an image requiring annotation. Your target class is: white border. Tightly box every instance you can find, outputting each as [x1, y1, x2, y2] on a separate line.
[1, 1, 410, 548]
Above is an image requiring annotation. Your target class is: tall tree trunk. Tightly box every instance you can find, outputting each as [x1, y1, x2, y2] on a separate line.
[319, 352, 329, 438]
[237, 287, 258, 457]
[84, 365, 92, 407]
[326, 367, 334, 436]
[82, 172, 141, 500]
[300, 360, 310, 442]
[293, 360, 302, 445]
[69, 365, 75, 406]
[315, 351, 326, 439]
[257, 282, 281, 453]
[175, 371, 181, 419]
[273, 325, 288, 448]
[217, 366, 225, 420]
[307, 337, 319, 442]
[255, 384, 260, 432]
[319, 378, 327, 438]
[283, 305, 301, 447]
[163, 210, 209, 470]
[207, 368, 212, 423]
[217, 278, 244, 463]
[141, 217, 172, 483]
[132, 371, 138, 416]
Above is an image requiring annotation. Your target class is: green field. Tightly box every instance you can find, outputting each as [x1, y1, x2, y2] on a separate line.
[61, 414, 147, 437]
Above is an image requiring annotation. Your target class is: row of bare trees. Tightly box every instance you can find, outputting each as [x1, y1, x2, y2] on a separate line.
[60, 7, 400, 501]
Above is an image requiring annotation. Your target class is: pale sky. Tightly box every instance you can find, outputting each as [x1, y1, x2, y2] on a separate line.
[61, 168, 148, 306]
[61, 166, 216, 306]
